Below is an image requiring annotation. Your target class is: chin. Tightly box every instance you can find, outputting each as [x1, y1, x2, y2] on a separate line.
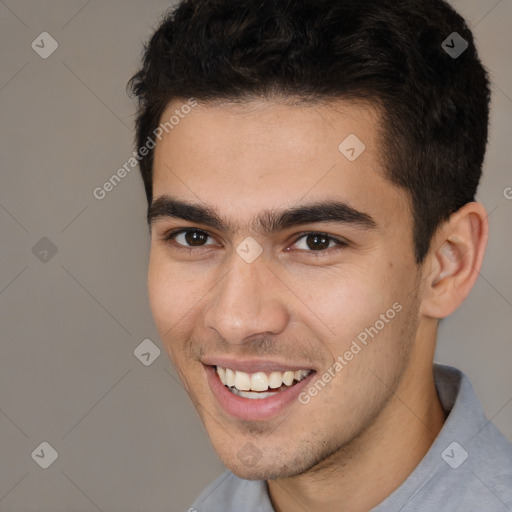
[217, 444, 314, 481]
[228, 461, 297, 481]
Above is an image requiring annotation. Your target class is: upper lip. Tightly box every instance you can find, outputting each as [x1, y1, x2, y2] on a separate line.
[202, 357, 315, 373]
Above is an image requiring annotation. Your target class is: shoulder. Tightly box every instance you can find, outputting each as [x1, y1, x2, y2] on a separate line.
[413, 427, 512, 511]
[375, 364, 512, 511]
[431, 364, 512, 509]
[410, 365, 512, 510]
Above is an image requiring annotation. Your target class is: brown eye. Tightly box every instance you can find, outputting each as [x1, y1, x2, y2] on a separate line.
[184, 230, 209, 246]
[305, 234, 330, 250]
[164, 229, 218, 248]
[290, 232, 347, 255]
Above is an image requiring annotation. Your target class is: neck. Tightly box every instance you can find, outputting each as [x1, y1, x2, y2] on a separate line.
[267, 326, 446, 512]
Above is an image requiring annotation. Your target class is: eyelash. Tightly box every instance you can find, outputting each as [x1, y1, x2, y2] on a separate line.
[161, 228, 348, 257]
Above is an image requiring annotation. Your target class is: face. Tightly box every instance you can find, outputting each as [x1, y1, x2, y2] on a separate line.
[148, 98, 423, 479]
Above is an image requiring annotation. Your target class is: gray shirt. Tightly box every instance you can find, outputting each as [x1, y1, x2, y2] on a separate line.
[189, 364, 512, 511]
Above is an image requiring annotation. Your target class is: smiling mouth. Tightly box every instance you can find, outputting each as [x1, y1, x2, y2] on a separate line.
[215, 365, 314, 399]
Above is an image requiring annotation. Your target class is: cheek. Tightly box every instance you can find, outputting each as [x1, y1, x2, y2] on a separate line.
[147, 250, 205, 346]
[288, 265, 396, 347]
[148, 251, 172, 329]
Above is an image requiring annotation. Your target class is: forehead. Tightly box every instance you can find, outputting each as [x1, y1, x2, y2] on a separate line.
[151, 98, 410, 233]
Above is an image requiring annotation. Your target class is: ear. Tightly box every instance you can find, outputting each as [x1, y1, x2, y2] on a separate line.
[419, 202, 489, 318]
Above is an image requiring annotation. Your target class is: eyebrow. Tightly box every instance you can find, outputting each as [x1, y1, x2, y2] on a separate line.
[148, 195, 377, 234]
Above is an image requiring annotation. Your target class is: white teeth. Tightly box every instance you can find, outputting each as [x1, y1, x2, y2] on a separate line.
[295, 369, 309, 381]
[269, 372, 283, 389]
[251, 372, 269, 391]
[282, 371, 295, 386]
[217, 366, 226, 383]
[216, 366, 312, 393]
[225, 368, 235, 387]
[234, 371, 251, 391]
[231, 389, 278, 399]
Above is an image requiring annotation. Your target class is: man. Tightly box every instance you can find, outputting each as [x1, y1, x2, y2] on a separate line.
[129, 0, 512, 510]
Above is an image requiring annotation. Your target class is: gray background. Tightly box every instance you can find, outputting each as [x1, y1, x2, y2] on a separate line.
[0, 1, 511, 511]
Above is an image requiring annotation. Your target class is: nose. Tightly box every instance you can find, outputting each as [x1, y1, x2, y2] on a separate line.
[203, 253, 289, 345]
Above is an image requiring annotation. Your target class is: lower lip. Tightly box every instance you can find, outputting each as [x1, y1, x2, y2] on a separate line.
[205, 365, 315, 421]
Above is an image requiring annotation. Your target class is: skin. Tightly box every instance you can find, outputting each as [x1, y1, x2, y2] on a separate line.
[147, 98, 488, 512]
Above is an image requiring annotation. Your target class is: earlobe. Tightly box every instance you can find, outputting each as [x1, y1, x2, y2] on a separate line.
[420, 202, 488, 319]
